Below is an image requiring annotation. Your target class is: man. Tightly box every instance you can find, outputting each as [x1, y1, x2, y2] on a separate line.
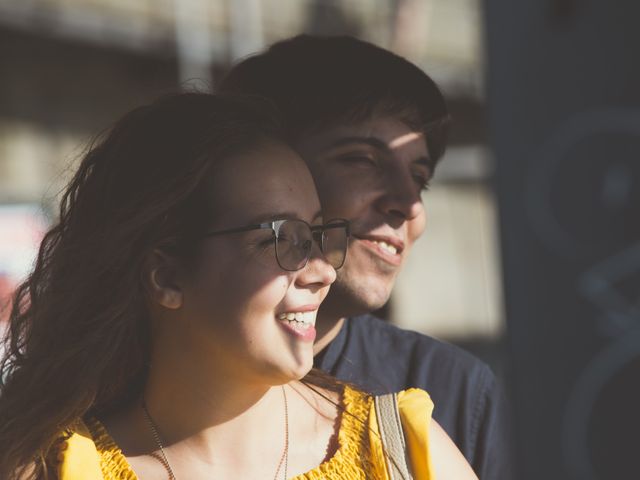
[220, 35, 511, 478]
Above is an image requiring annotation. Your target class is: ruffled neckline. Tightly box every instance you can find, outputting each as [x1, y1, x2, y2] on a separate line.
[87, 385, 372, 479]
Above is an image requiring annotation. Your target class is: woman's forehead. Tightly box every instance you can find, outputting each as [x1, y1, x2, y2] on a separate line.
[206, 142, 320, 225]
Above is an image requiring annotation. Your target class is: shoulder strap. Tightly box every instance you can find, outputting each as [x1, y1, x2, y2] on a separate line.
[374, 393, 414, 480]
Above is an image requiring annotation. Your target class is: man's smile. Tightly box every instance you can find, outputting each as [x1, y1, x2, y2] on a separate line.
[352, 233, 404, 266]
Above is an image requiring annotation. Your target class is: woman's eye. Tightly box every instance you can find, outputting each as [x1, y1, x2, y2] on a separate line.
[276, 236, 290, 246]
[258, 235, 276, 247]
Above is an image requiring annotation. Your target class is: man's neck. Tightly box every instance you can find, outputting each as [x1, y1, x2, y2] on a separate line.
[313, 313, 346, 356]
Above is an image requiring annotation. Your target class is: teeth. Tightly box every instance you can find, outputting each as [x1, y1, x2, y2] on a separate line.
[374, 240, 397, 255]
[278, 311, 315, 326]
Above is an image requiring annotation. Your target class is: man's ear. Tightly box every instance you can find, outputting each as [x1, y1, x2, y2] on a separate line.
[145, 249, 184, 310]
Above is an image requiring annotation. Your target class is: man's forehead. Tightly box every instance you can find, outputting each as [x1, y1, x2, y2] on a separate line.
[296, 116, 428, 155]
[388, 131, 424, 150]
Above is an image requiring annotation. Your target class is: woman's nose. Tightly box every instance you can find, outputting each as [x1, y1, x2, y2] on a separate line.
[295, 245, 337, 288]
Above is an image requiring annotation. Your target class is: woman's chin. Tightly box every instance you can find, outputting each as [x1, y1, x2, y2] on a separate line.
[285, 358, 314, 382]
[272, 357, 314, 384]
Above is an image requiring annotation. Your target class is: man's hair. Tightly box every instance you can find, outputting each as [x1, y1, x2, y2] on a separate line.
[219, 34, 450, 163]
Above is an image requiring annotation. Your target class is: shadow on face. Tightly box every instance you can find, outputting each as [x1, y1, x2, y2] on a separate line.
[295, 116, 430, 316]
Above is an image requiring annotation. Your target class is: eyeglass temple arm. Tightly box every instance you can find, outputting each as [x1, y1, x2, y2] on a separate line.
[204, 222, 274, 238]
[310, 221, 350, 235]
[207, 219, 349, 238]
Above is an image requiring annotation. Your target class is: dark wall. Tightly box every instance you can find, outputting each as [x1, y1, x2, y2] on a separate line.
[485, 1, 640, 479]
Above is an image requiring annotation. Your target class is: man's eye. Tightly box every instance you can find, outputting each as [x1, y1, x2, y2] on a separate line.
[338, 154, 377, 166]
[414, 176, 431, 192]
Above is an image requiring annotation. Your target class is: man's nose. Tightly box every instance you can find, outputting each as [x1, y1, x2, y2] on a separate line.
[375, 171, 424, 221]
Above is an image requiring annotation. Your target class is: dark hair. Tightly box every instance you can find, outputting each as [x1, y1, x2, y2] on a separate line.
[0, 92, 285, 479]
[219, 34, 450, 165]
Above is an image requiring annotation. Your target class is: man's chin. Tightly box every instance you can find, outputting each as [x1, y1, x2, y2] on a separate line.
[320, 275, 393, 319]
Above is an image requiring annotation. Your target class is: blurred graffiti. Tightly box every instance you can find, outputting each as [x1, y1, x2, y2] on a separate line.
[525, 109, 640, 480]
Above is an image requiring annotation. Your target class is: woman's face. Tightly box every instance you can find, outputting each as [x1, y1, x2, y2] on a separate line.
[175, 140, 336, 385]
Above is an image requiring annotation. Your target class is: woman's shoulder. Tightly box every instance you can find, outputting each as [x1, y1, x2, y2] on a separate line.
[56, 417, 137, 480]
[341, 384, 373, 412]
[366, 388, 436, 480]
[386, 388, 478, 479]
[396, 388, 434, 418]
[342, 386, 434, 431]
[288, 384, 379, 479]
[352, 387, 433, 422]
[55, 419, 104, 480]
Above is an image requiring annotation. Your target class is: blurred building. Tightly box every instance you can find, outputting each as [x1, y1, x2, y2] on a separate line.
[0, 0, 503, 357]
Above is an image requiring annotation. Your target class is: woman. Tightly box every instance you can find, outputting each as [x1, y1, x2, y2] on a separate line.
[0, 93, 477, 479]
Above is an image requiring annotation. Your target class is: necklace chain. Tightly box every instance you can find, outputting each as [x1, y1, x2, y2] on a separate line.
[273, 386, 289, 479]
[142, 386, 289, 480]
[141, 400, 177, 480]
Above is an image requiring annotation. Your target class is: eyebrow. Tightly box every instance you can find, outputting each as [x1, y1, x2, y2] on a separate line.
[325, 135, 433, 170]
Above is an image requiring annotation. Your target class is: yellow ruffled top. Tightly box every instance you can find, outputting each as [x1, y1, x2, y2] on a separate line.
[57, 386, 434, 479]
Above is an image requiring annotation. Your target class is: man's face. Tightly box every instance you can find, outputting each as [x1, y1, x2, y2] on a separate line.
[295, 115, 430, 317]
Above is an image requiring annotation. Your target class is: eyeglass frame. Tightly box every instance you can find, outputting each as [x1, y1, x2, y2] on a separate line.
[203, 218, 350, 271]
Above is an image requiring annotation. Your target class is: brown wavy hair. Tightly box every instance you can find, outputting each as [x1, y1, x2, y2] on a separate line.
[0, 92, 286, 478]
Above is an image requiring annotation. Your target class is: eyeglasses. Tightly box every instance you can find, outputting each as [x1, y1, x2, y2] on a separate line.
[204, 218, 350, 271]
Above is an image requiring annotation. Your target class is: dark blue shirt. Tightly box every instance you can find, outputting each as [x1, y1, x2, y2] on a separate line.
[314, 314, 512, 479]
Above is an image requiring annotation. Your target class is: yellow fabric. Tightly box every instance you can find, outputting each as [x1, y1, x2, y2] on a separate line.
[368, 388, 435, 480]
[398, 388, 435, 479]
[58, 386, 434, 479]
[56, 421, 103, 480]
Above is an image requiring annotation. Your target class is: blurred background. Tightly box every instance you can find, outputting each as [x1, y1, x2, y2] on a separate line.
[1, 1, 638, 478]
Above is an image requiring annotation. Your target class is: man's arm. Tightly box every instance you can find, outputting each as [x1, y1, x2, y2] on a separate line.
[468, 367, 514, 479]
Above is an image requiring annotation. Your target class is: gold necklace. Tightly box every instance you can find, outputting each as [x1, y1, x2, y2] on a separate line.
[142, 386, 289, 480]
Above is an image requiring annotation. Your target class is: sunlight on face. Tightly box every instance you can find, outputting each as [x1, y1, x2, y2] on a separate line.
[169, 140, 336, 385]
[389, 131, 424, 150]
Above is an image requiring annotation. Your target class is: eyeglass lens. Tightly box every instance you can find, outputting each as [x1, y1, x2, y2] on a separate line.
[274, 220, 347, 271]
[320, 224, 349, 270]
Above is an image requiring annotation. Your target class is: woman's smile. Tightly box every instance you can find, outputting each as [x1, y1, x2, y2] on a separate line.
[276, 306, 319, 342]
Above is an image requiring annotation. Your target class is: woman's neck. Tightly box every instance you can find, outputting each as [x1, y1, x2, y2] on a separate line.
[140, 341, 287, 457]
[102, 325, 340, 477]
[104, 370, 293, 478]
[103, 379, 339, 479]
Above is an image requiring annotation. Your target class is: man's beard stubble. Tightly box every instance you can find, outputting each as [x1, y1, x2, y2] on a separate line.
[317, 266, 393, 324]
